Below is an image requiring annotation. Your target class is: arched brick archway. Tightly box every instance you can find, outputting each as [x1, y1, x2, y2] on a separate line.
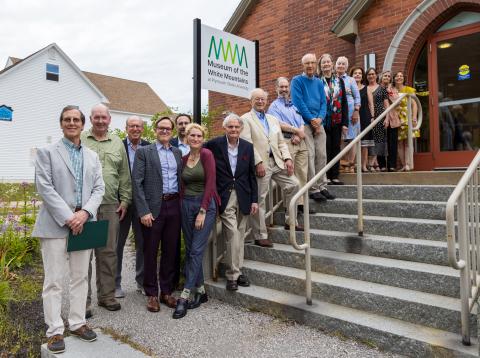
[383, 0, 480, 76]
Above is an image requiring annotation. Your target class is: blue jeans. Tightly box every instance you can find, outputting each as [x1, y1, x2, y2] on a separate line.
[182, 195, 216, 290]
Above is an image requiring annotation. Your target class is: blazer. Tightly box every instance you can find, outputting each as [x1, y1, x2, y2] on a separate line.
[204, 136, 258, 215]
[132, 143, 182, 219]
[123, 138, 150, 173]
[32, 139, 105, 239]
[240, 110, 292, 169]
[181, 148, 221, 211]
[170, 137, 179, 148]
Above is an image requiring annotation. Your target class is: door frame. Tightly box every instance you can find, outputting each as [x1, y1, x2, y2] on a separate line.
[422, 22, 480, 169]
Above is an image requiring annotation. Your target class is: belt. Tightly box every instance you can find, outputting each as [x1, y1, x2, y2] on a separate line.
[74, 206, 82, 212]
[162, 193, 179, 201]
[282, 132, 293, 139]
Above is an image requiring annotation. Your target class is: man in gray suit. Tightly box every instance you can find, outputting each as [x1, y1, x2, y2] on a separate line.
[33, 105, 104, 354]
[132, 116, 182, 312]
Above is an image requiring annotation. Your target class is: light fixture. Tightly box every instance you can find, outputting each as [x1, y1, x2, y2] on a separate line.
[438, 42, 452, 49]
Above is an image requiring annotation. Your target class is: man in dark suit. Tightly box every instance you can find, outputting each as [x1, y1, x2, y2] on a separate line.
[170, 113, 191, 156]
[205, 113, 259, 291]
[115, 116, 150, 298]
[132, 116, 182, 312]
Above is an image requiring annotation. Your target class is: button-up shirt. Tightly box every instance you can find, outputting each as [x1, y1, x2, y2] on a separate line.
[126, 137, 138, 168]
[156, 142, 178, 194]
[62, 137, 83, 208]
[254, 110, 270, 136]
[178, 137, 190, 156]
[226, 136, 239, 176]
[267, 97, 304, 128]
[81, 129, 132, 208]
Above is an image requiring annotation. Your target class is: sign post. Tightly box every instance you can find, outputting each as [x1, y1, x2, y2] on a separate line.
[193, 19, 258, 123]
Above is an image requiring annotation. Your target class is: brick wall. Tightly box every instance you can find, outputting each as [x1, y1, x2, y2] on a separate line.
[209, 0, 480, 135]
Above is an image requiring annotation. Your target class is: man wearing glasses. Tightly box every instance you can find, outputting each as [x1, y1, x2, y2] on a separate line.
[132, 117, 182, 312]
[115, 116, 150, 298]
[81, 104, 132, 317]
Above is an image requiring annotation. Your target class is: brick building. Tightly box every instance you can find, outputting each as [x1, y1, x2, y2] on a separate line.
[210, 0, 480, 170]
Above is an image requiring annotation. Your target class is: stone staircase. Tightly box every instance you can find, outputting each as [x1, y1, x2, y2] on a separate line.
[206, 183, 479, 357]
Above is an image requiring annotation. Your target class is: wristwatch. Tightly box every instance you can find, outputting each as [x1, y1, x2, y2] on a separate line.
[199, 208, 206, 215]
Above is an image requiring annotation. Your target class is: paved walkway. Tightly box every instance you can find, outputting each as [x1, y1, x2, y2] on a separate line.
[84, 241, 404, 358]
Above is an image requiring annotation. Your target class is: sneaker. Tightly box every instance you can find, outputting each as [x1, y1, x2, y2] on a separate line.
[70, 325, 97, 342]
[47, 334, 65, 354]
[320, 189, 336, 200]
[115, 287, 125, 298]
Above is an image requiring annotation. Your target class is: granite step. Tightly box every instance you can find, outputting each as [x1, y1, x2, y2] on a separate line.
[240, 260, 477, 336]
[307, 198, 446, 220]
[206, 280, 478, 358]
[268, 227, 449, 265]
[274, 212, 447, 241]
[244, 243, 460, 297]
[325, 185, 454, 201]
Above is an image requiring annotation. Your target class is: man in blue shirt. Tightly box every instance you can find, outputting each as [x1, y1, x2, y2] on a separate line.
[291, 53, 335, 201]
[268, 77, 309, 211]
[170, 113, 191, 156]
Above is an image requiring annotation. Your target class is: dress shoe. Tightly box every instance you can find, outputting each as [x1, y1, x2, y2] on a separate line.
[309, 192, 327, 202]
[330, 179, 344, 185]
[70, 325, 97, 342]
[146, 296, 160, 312]
[284, 224, 304, 231]
[115, 287, 125, 298]
[226, 280, 238, 291]
[98, 299, 121, 311]
[254, 239, 273, 248]
[188, 292, 208, 309]
[172, 298, 188, 319]
[47, 334, 65, 354]
[237, 274, 250, 287]
[160, 293, 176, 308]
[320, 189, 336, 200]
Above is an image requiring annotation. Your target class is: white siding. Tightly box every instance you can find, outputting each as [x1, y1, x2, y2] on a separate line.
[0, 47, 104, 181]
[109, 111, 152, 132]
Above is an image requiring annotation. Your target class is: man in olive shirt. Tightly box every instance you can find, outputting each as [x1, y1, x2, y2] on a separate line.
[81, 104, 132, 316]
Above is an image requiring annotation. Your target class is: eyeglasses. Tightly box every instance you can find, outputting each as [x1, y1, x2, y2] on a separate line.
[127, 124, 143, 129]
[156, 127, 172, 133]
[62, 117, 82, 124]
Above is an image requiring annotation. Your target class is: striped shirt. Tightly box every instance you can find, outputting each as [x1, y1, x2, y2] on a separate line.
[62, 137, 83, 208]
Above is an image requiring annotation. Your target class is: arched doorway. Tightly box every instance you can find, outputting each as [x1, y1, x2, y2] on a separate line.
[413, 11, 480, 170]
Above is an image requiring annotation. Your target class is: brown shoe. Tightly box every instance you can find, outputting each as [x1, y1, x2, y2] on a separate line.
[160, 293, 176, 308]
[146, 296, 160, 312]
[47, 334, 65, 354]
[70, 325, 97, 342]
[284, 224, 304, 231]
[254, 239, 273, 247]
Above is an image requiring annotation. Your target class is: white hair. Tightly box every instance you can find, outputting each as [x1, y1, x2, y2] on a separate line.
[336, 56, 349, 69]
[301, 53, 316, 64]
[125, 115, 144, 126]
[249, 88, 268, 100]
[275, 77, 289, 88]
[222, 113, 243, 128]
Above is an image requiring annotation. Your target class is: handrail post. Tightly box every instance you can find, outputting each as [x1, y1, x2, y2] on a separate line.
[304, 190, 312, 305]
[407, 95, 414, 170]
[356, 139, 363, 236]
[268, 180, 274, 226]
[458, 192, 471, 345]
[212, 219, 218, 281]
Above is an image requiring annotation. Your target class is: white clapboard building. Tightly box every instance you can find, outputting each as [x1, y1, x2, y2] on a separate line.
[0, 43, 168, 181]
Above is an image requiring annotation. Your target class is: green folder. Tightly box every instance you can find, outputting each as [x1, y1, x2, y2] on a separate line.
[67, 220, 109, 252]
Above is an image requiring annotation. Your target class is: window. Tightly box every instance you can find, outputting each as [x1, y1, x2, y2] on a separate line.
[46, 63, 59, 81]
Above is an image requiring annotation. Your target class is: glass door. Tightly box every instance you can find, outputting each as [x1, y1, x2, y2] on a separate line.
[430, 23, 480, 168]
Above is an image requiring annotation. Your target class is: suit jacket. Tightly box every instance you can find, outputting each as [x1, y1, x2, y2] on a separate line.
[170, 137, 179, 148]
[123, 138, 150, 173]
[240, 110, 292, 169]
[132, 143, 182, 219]
[205, 136, 258, 215]
[32, 139, 105, 238]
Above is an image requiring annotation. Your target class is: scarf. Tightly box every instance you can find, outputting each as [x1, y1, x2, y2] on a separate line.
[321, 75, 343, 127]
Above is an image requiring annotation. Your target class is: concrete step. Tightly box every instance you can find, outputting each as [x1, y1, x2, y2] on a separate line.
[268, 227, 449, 265]
[338, 171, 463, 185]
[206, 280, 478, 358]
[240, 260, 477, 336]
[308, 198, 446, 220]
[244, 243, 460, 297]
[325, 185, 454, 201]
[275, 212, 447, 241]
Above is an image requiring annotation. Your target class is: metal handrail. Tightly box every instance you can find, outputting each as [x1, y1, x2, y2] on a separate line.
[445, 149, 480, 345]
[288, 92, 423, 305]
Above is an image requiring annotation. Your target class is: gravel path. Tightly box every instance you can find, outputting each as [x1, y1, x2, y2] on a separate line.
[85, 240, 404, 358]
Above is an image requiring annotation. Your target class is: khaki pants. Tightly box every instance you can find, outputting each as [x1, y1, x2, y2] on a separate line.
[220, 190, 248, 281]
[252, 157, 299, 241]
[87, 204, 120, 305]
[286, 138, 308, 204]
[304, 125, 328, 192]
[41, 238, 91, 337]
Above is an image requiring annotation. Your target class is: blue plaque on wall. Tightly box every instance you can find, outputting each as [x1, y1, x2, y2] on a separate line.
[0, 105, 13, 121]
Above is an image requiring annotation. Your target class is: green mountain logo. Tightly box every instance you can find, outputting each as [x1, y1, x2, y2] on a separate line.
[208, 36, 248, 68]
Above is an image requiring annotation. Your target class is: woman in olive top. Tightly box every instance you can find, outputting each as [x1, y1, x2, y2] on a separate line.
[173, 123, 220, 319]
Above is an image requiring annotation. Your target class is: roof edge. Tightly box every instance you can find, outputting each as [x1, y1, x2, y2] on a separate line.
[331, 0, 374, 41]
[224, 0, 258, 33]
